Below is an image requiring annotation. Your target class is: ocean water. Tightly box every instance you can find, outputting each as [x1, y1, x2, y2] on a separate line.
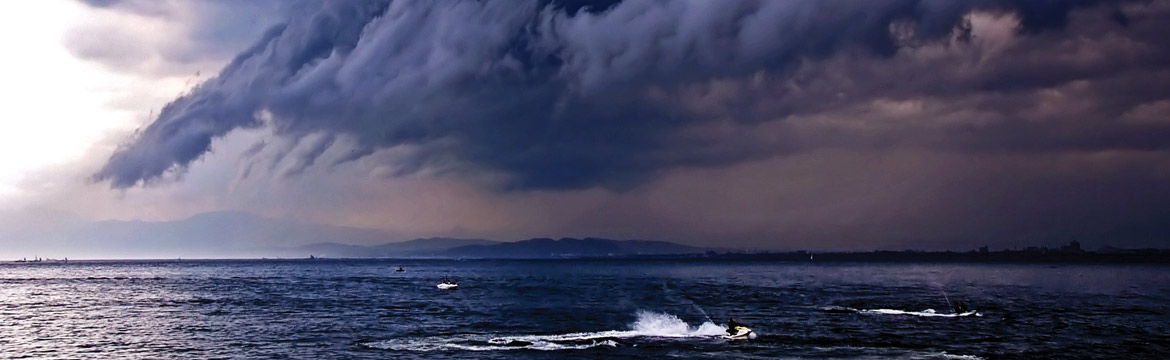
[1, 260, 1168, 359]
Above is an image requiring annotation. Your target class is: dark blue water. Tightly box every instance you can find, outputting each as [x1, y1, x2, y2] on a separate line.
[2, 260, 1168, 359]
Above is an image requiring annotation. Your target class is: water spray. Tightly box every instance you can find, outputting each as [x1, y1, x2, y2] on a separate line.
[661, 283, 714, 324]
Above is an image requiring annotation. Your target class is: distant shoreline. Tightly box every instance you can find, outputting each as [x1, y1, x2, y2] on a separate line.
[10, 239, 1169, 264]
[7, 252, 1170, 264]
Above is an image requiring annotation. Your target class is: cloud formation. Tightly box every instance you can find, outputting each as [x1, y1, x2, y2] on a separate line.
[95, 0, 1167, 191]
[69, 0, 297, 77]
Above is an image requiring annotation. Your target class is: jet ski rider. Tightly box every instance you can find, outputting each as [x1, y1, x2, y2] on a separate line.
[951, 300, 969, 314]
[727, 317, 745, 335]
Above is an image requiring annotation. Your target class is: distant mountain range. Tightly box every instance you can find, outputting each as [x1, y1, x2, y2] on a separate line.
[2, 211, 712, 259]
[284, 238, 499, 258]
[290, 237, 713, 259]
[436, 237, 710, 258]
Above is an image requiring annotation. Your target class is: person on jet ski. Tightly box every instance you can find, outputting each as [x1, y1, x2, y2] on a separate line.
[951, 300, 969, 314]
[727, 317, 745, 335]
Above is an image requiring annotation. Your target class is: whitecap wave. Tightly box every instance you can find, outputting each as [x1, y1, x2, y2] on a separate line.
[860, 308, 981, 317]
[363, 336, 620, 352]
[935, 352, 985, 360]
[822, 306, 981, 317]
[362, 311, 728, 352]
[811, 346, 984, 360]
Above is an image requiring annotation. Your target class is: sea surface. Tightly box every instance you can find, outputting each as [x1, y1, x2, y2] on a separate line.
[2, 259, 1168, 359]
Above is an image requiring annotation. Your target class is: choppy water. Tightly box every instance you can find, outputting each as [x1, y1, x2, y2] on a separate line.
[2, 260, 1168, 359]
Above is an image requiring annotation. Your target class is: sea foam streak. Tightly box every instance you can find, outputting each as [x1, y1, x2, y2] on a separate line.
[363, 311, 726, 352]
[823, 306, 981, 317]
[859, 308, 981, 317]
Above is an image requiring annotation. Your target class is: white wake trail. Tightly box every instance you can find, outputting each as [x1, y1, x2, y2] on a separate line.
[362, 310, 728, 352]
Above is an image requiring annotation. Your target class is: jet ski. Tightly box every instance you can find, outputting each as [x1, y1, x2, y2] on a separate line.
[726, 326, 755, 340]
[723, 317, 755, 340]
[437, 276, 458, 289]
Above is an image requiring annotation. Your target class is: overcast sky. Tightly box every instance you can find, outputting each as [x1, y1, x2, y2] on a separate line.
[2, 0, 1169, 253]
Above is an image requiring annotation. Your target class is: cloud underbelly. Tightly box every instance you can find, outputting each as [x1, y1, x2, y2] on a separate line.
[94, 0, 1170, 190]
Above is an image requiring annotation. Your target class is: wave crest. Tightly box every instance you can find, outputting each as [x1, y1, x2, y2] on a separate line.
[822, 306, 981, 318]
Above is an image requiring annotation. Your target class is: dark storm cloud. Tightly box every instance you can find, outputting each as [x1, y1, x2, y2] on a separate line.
[95, 0, 1166, 190]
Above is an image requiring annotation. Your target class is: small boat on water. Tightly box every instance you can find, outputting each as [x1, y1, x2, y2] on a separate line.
[437, 276, 458, 289]
[395, 267, 405, 272]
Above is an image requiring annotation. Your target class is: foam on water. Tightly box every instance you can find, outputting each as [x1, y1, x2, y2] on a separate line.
[629, 309, 728, 337]
[362, 336, 621, 352]
[822, 306, 981, 318]
[809, 346, 986, 359]
[859, 308, 981, 317]
[935, 352, 985, 360]
[362, 310, 728, 352]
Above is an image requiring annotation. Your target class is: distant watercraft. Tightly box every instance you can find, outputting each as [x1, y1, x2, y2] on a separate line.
[437, 276, 458, 289]
[396, 267, 405, 272]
